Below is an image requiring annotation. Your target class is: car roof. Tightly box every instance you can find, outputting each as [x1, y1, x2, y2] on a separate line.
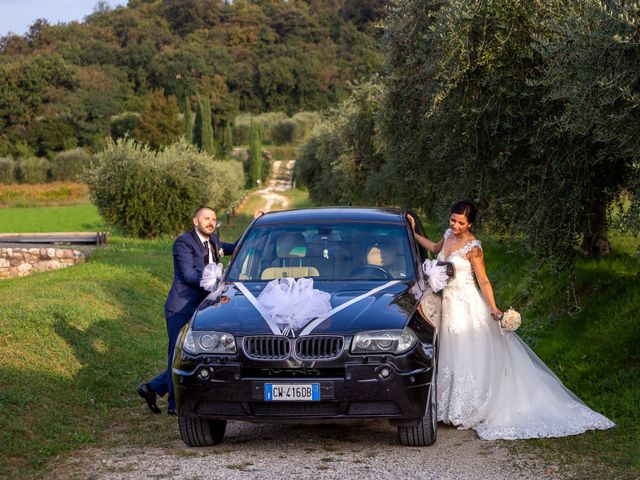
[253, 207, 406, 226]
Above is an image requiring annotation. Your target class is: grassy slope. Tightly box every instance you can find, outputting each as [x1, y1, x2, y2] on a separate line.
[0, 194, 637, 478]
[0, 237, 173, 477]
[469, 230, 639, 478]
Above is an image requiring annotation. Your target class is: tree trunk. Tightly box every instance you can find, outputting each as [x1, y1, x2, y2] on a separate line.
[580, 199, 611, 258]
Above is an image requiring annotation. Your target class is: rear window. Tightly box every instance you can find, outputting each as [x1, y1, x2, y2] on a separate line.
[227, 222, 415, 282]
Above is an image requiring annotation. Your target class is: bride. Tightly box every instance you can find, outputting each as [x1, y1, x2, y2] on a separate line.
[409, 200, 614, 440]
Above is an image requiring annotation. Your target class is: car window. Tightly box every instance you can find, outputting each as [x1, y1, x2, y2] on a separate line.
[227, 222, 416, 282]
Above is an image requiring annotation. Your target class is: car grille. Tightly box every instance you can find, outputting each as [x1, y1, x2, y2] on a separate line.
[243, 336, 344, 360]
[243, 336, 290, 360]
[251, 402, 340, 416]
[347, 401, 401, 415]
[295, 336, 344, 359]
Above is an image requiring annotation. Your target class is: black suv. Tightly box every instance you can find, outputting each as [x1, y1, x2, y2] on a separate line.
[173, 208, 446, 447]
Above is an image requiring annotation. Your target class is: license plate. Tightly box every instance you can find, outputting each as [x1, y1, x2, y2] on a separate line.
[264, 383, 320, 401]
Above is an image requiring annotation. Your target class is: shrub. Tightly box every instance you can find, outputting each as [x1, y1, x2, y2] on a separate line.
[50, 148, 92, 181]
[0, 157, 15, 184]
[85, 138, 244, 238]
[233, 114, 252, 145]
[290, 111, 321, 142]
[16, 157, 50, 184]
[234, 112, 291, 146]
[110, 112, 141, 139]
[271, 118, 297, 145]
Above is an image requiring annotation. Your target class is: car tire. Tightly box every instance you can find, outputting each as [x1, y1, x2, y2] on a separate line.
[397, 379, 437, 446]
[178, 415, 227, 447]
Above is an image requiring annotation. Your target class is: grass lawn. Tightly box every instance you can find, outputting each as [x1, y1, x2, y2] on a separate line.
[0, 193, 638, 479]
[0, 204, 106, 232]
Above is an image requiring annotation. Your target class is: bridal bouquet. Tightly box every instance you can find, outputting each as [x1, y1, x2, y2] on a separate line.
[499, 308, 521, 332]
[200, 262, 224, 292]
[257, 277, 332, 336]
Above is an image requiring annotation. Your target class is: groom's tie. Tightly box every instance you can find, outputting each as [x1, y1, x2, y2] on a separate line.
[203, 240, 210, 265]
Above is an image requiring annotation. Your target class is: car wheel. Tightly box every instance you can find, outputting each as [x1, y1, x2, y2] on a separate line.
[397, 379, 437, 446]
[178, 415, 227, 447]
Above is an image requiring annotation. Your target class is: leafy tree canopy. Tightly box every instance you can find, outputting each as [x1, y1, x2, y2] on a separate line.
[0, 0, 384, 157]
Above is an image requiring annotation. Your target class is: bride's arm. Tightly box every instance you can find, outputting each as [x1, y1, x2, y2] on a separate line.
[468, 247, 502, 320]
[407, 214, 443, 254]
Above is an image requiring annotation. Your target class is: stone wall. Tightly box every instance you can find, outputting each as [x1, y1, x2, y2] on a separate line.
[0, 247, 85, 279]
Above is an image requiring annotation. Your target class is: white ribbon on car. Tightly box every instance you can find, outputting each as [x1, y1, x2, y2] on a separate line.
[235, 278, 401, 337]
[422, 259, 448, 293]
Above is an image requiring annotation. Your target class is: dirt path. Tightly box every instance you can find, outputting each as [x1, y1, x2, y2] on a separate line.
[52, 419, 563, 480]
[255, 160, 296, 212]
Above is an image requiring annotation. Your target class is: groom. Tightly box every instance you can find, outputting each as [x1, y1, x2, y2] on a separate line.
[137, 206, 260, 415]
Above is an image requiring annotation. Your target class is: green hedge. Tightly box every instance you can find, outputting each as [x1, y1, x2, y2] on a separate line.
[50, 148, 92, 181]
[0, 157, 15, 184]
[16, 157, 50, 184]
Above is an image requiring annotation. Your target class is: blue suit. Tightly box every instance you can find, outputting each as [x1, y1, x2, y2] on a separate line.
[149, 229, 235, 410]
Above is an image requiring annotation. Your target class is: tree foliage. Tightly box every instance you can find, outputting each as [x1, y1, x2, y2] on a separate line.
[296, 80, 387, 205]
[193, 95, 215, 155]
[85, 138, 243, 238]
[300, 0, 640, 267]
[0, 0, 384, 157]
[133, 89, 181, 150]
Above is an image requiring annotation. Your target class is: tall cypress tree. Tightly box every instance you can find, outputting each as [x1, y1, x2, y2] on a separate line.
[193, 96, 203, 148]
[201, 96, 214, 156]
[182, 96, 192, 140]
[248, 119, 263, 187]
[222, 120, 233, 157]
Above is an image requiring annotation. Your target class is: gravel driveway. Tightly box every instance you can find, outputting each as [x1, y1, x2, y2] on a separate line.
[55, 419, 562, 480]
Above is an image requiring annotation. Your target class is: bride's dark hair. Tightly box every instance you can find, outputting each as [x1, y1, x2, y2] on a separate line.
[450, 199, 477, 224]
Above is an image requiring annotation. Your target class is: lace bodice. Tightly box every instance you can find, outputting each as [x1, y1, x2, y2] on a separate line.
[437, 229, 482, 289]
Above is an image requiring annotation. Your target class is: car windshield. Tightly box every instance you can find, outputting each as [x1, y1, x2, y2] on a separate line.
[227, 222, 415, 282]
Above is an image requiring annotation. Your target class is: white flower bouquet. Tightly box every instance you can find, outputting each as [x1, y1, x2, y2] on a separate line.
[499, 308, 521, 332]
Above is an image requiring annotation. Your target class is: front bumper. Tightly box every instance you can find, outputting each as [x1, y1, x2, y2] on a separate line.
[173, 340, 434, 424]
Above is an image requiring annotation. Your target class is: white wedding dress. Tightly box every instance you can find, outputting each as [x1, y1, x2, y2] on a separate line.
[436, 229, 615, 440]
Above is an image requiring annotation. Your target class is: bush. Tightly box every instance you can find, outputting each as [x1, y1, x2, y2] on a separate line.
[290, 111, 321, 142]
[110, 112, 141, 139]
[85, 139, 245, 238]
[50, 148, 92, 181]
[16, 157, 50, 184]
[271, 118, 297, 145]
[0, 157, 15, 184]
[234, 112, 290, 146]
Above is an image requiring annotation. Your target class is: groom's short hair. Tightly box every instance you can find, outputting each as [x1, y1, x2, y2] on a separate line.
[194, 205, 216, 218]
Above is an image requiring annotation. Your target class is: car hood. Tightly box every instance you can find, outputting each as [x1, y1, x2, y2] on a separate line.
[192, 280, 420, 336]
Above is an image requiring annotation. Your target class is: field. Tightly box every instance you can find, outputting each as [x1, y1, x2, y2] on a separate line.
[0, 193, 638, 479]
[0, 204, 105, 233]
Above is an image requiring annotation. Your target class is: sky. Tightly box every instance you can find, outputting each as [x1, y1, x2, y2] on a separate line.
[0, 0, 128, 37]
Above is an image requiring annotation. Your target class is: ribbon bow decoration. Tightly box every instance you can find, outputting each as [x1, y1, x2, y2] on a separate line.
[422, 259, 448, 293]
[256, 278, 332, 337]
[235, 278, 401, 337]
[200, 262, 224, 292]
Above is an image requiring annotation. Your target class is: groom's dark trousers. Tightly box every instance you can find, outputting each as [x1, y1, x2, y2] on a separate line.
[148, 229, 234, 411]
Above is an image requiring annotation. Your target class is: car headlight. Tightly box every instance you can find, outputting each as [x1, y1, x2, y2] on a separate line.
[183, 328, 236, 355]
[351, 328, 418, 354]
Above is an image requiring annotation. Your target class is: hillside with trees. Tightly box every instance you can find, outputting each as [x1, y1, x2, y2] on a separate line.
[0, 0, 386, 158]
[297, 0, 639, 266]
